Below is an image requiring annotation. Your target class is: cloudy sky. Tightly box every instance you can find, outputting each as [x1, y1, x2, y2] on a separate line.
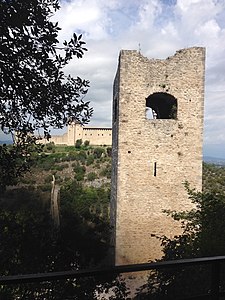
[52, 0, 225, 158]
[1, 0, 224, 158]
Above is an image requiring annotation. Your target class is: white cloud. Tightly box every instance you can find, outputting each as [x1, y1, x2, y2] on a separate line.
[196, 19, 220, 38]
[54, 0, 225, 157]
[136, 0, 162, 30]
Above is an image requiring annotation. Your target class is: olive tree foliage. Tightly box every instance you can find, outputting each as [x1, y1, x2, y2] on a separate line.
[0, 0, 93, 190]
[136, 177, 225, 299]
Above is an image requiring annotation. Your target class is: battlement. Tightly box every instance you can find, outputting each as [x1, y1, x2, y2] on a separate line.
[39, 123, 112, 146]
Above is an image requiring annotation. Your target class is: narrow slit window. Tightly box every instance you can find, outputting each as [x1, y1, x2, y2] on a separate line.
[114, 97, 118, 122]
[154, 162, 157, 177]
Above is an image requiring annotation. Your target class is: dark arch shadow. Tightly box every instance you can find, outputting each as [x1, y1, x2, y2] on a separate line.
[146, 92, 177, 119]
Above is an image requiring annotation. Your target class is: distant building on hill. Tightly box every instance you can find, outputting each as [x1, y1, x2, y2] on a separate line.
[39, 122, 112, 146]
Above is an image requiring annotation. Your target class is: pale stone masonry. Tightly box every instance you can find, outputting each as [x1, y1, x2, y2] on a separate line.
[39, 122, 112, 146]
[111, 47, 205, 265]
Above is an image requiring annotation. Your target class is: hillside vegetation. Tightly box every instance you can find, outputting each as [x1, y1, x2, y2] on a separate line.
[0, 144, 120, 299]
[1, 146, 225, 298]
[20, 143, 112, 189]
[137, 162, 225, 299]
[203, 162, 225, 193]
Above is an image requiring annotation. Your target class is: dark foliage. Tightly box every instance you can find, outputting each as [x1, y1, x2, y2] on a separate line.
[93, 147, 105, 159]
[0, 182, 129, 299]
[75, 139, 83, 148]
[136, 166, 225, 299]
[0, 0, 93, 190]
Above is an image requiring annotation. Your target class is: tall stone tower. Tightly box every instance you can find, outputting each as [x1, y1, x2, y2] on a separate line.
[110, 47, 205, 265]
[67, 122, 83, 146]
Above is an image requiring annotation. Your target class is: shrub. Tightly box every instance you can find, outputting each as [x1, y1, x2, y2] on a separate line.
[84, 140, 90, 147]
[42, 162, 53, 171]
[100, 164, 112, 178]
[87, 172, 97, 181]
[93, 147, 105, 159]
[65, 146, 77, 152]
[44, 175, 53, 183]
[94, 163, 100, 169]
[39, 183, 52, 192]
[106, 147, 112, 157]
[53, 165, 65, 171]
[86, 155, 94, 166]
[73, 163, 86, 176]
[75, 139, 82, 148]
[55, 177, 63, 184]
[74, 173, 84, 181]
[67, 152, 77, 161]
[64, 177, 71, 182]
[20, 177, 36, 185]
[74, 150, 86, 165]
[45, 142, 55, 152]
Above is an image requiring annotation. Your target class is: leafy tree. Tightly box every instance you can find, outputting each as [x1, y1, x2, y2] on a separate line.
[73, 162, 86, 182]
[45, 142, 56, 152]
[84, 140, 90, 147]
[100, 164, 111, 179]
[0, 138, 36, 191]
[75, 139, 83, 148]
[0, 183, 128, 299]
[93, 147, 105, 159]
[106, 147, 112, 157]
[75, 149, 87, 164]
[86, 154, 95, 166]
[0, 0, 93, 190]
[136, 178, 225, 299]
[87, 171, 97, 181]
[203, 162, 225, 193]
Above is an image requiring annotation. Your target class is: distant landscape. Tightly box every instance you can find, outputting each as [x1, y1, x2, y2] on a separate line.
[204, 156, 225, 165]
[0, 139, 13, 145]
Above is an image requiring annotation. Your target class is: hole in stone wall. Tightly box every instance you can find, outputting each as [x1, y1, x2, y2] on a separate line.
[146, 92, 177, 119]
[128, 150, 131, 153]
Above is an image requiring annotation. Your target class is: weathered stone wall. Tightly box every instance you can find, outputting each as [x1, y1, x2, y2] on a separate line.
[110, 67, 120, 264]
[39, 123, 112, 146]
[82, 127, 112, 146]
[111, 47, 205, 265]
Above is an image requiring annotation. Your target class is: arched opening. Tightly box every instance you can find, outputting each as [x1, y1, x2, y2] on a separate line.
[146, 92, 177, 119]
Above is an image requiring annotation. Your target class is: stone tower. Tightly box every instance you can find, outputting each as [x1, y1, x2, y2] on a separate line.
[67, 122, 83, 146]
[110, 47, 205, 265]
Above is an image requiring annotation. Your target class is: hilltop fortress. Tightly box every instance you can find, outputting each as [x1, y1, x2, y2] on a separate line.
[40, 122, 112, 146]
